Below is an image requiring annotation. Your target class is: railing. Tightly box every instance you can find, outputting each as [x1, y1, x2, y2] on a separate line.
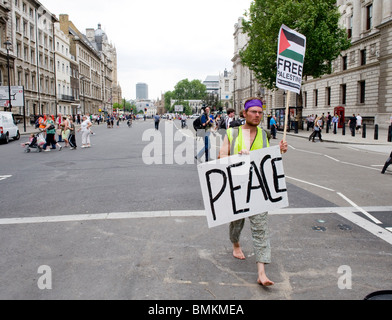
[58, 95, 75, 102]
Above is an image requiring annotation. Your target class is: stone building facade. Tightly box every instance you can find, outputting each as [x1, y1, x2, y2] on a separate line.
[5, 0, 57, 118]
[232, 1, 392, 129]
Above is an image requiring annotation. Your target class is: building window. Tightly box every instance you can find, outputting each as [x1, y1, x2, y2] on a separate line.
[314, 89, 318, 107]
[340, 84, 347, 105]
[348, 15, 352, 39]
[366, 4, 373, 30]
[359, 81, 365, 104]
[360, 49, 366, 65]
[326, 87, 331, 106]
[342, 56, 348, 71]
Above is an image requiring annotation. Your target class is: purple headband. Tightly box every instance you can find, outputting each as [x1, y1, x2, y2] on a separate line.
[244, 99, 263, 110]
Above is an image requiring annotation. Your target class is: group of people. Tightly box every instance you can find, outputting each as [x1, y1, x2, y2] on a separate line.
[29, 114, 93, 151]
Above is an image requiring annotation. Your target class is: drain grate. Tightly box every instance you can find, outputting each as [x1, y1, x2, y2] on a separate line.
[312, 226, 326, 232]
[338, 224, 352, 231]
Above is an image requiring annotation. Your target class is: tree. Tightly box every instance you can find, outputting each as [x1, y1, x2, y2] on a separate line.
[173, 79, 207, 100]
[240, 0, 351, 90]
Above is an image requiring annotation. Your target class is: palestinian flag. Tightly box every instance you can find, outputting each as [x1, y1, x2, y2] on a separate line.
[278, 25, 306, 64]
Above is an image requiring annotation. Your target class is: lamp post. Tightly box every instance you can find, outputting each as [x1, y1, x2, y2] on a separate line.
[4, 40, 12, 112]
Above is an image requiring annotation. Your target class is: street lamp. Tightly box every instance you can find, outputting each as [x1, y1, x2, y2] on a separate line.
[4, 40, 12, 112]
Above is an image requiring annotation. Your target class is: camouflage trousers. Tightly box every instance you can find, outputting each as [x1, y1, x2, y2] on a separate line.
[229, 212, 271, 264]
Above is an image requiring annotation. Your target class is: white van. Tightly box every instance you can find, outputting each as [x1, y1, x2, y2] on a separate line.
[0, 112, 20, 144]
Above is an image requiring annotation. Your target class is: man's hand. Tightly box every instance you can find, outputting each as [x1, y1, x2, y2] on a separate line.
[280, 140, 288, 154]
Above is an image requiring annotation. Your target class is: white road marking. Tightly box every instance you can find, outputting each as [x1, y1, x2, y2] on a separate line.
[0, 207, 390, 244]
[0, 175, 12, 181]
[337, 192, 383, 224]
[324, 155, 340, 162]
[336, 209, 392, 245]
[286, 176, 335, 192]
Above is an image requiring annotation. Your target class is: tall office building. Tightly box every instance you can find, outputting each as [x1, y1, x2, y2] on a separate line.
[136, 83, 148, 100]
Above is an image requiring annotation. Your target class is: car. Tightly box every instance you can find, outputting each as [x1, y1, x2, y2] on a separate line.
[0, 112, 20, 144]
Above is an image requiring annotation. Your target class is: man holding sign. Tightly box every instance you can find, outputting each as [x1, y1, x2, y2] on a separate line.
[218, 97, 288, 287]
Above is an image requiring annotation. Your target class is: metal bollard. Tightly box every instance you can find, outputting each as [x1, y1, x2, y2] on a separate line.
[362, 124, 366, 139]
[374, 124, 379, 140]
[342, 123, 346, 136]
[295, 121, 299, 134]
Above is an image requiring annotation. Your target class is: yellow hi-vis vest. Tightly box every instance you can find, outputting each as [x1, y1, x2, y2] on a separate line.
[227, 126, 270, 155]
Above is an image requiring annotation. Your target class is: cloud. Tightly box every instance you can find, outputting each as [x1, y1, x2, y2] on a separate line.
[43, 0, 251, 99]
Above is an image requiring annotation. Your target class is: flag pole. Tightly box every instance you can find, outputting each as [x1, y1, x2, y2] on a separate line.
[283, 90, 291, 142]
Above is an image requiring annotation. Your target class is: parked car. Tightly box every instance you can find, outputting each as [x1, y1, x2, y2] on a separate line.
[0, 112, 20, 144]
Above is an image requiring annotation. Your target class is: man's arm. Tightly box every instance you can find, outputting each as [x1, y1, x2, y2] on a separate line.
[218, 135, 231, 159]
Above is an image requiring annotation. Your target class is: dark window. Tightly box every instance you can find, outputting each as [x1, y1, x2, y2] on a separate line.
[342, 56, 347, 71]
[366, 4, 373, 30]
[341, 84, 347, 105]
[361, 49, 366, 65]
[359, 81, 365, 104]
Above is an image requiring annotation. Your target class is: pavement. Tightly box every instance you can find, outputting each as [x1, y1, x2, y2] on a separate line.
[6, 120, 391, 302]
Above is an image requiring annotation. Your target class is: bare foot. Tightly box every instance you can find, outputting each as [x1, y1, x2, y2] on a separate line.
[257, 275, 275, 287]
[233, 243, 246, 260]
[257, 262, 274, 286]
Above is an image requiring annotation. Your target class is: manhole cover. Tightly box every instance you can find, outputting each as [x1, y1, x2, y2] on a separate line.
[338, 224, 352, 231]
[312, 226, 326, 232]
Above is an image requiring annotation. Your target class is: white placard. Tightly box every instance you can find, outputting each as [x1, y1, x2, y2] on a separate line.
[276, 25, 307, 94]
[198, 146, 289, 228]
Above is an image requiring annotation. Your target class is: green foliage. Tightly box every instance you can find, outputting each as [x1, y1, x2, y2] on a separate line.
[173, 79, 207, 100]
[164, 79, 207, 114]
[240, 0, 351, 90]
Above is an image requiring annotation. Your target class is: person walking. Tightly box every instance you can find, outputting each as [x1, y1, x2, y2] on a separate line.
[332, 113, 339, 134]
[68, 117, 77, 150]
[78, 115, 92, 148]
[269, 115, 277, 139]
[312, 116, 323, 142]
[154, 113, 160, 130]
[218, 97, 288, 287]
[356, 114, 363, 135]
[381, 151, 392, 174]
[61, 116, 70, 148]
[348, 114, 357, 136]
[195, 107, 214, 162]
[43, 115, 62, 152]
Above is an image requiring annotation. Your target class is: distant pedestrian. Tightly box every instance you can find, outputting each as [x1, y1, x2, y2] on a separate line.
[327, 112, 332, 130]
[43, 116, 62, 152]
[154, 113, 160, 130]
[356, 114, 363, 134]
[270, 115, 277, 139]
[61, 116, 70, 148]
[311, 116, 323, 142]
[195, 107, 214, 162]
[78, 115, 92, 148]
[68, 117, 77, 150]
[332, 113, 339, 134]
[381, 151, 392, 174]
[348, 114, 357, 136]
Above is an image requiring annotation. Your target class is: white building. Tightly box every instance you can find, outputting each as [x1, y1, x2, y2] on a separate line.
[219, 69, 234, 111]
[203, 75, 220, 95]
[136, 99, 156, 116]
[54, 22, 73, 116]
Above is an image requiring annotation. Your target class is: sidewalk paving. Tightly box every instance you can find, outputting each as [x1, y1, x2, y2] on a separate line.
[283, 125, 391, 146]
